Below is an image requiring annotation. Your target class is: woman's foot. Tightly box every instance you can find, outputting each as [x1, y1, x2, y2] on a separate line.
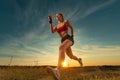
[46, 66, 60, 80]
[78, 58, 83, 67]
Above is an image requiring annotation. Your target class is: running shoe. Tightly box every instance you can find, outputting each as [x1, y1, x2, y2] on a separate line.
[46, 66, 60, 80]
[78, 58, 83, 67]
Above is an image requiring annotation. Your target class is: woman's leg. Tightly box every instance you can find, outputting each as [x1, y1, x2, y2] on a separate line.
[57, 40, 72, 70]
[65, 42, 83, 66]
[65, 47, 79, 61]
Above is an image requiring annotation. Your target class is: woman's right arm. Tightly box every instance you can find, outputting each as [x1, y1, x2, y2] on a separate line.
[49, 23, 56, 33]
[48, 15, 56, 33]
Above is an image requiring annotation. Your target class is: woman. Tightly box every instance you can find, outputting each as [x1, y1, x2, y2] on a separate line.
[47, 13, 83, 80]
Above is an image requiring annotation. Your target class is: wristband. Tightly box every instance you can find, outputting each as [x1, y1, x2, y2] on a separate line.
[48, 16, 52, 24]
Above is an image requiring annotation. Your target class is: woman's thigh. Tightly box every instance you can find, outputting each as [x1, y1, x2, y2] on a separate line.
[59, 39, 72, 50]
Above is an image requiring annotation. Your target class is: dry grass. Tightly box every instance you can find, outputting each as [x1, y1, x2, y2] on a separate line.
[0, 66, 120, 80]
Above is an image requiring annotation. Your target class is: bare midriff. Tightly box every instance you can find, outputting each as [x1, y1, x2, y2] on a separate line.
[59, 31, 68, 38]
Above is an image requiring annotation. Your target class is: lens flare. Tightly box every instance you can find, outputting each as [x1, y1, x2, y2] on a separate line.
[62, 60, 68, 67]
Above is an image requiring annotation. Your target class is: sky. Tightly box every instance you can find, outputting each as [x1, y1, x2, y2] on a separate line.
[0, 0, 120, 66]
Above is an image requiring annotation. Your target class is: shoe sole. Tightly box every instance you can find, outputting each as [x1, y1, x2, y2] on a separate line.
[46, 66, 59, 80]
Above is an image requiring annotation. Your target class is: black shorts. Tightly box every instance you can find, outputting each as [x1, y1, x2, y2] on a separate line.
[61, 35, 74, 45]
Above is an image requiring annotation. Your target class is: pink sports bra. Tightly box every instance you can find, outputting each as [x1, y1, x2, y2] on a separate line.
[55, 23, 68, 33]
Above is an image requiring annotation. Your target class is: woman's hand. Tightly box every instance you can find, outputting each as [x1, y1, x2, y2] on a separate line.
[48, 15, 52, 24]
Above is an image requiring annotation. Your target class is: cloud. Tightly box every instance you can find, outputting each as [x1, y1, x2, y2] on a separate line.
[0, 0, 52, 58]
[0, 34, 44, 57]
[81, 0, 116, 18]
[60, 0, 117, 24]
[72, 45, 120, 56]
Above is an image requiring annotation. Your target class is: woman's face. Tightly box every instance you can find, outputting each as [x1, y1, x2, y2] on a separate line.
[56, 14, 63, 22]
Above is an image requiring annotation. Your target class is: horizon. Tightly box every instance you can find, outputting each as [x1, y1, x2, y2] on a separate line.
[0, 64, 120, 67]
[0, 0, 120, 66]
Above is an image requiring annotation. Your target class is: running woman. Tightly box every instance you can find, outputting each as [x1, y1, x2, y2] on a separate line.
[47, 13, 83, 80]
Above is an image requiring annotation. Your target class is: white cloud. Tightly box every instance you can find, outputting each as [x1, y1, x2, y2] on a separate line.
[81, 0, 116, 18]
[60, 0, 117, 23]
[72, 45, 120, 56]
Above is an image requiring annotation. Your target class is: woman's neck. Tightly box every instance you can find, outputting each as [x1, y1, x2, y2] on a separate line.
[58, 20, 64, 24]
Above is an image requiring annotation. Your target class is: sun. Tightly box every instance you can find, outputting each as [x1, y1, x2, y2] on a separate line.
[62, 60, 68, 67]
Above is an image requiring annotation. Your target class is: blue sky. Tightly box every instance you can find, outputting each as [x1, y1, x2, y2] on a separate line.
[0, 0, 120, 66]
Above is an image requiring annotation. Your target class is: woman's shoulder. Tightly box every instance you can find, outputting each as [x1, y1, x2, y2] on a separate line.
[64, 20, 69, 23]
[64, 20, 70, 25]
[64, 20, 69, 25]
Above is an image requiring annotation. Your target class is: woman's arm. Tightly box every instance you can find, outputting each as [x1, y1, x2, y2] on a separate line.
[48, 15, 56, 33]
[66, 20, 74, 37]
[49, 23, 56, 33]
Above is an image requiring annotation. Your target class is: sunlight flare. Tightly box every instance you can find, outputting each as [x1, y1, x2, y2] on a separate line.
[62, 60, 68, 67]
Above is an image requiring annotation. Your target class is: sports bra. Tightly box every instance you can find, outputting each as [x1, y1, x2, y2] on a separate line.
[55, 23, 68, 33]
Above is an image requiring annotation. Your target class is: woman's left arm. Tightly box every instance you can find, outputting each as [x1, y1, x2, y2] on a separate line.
[66, 20, 74, 37]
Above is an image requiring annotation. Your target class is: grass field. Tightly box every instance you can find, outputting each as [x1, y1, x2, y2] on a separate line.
[0, 66, 120, 80]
